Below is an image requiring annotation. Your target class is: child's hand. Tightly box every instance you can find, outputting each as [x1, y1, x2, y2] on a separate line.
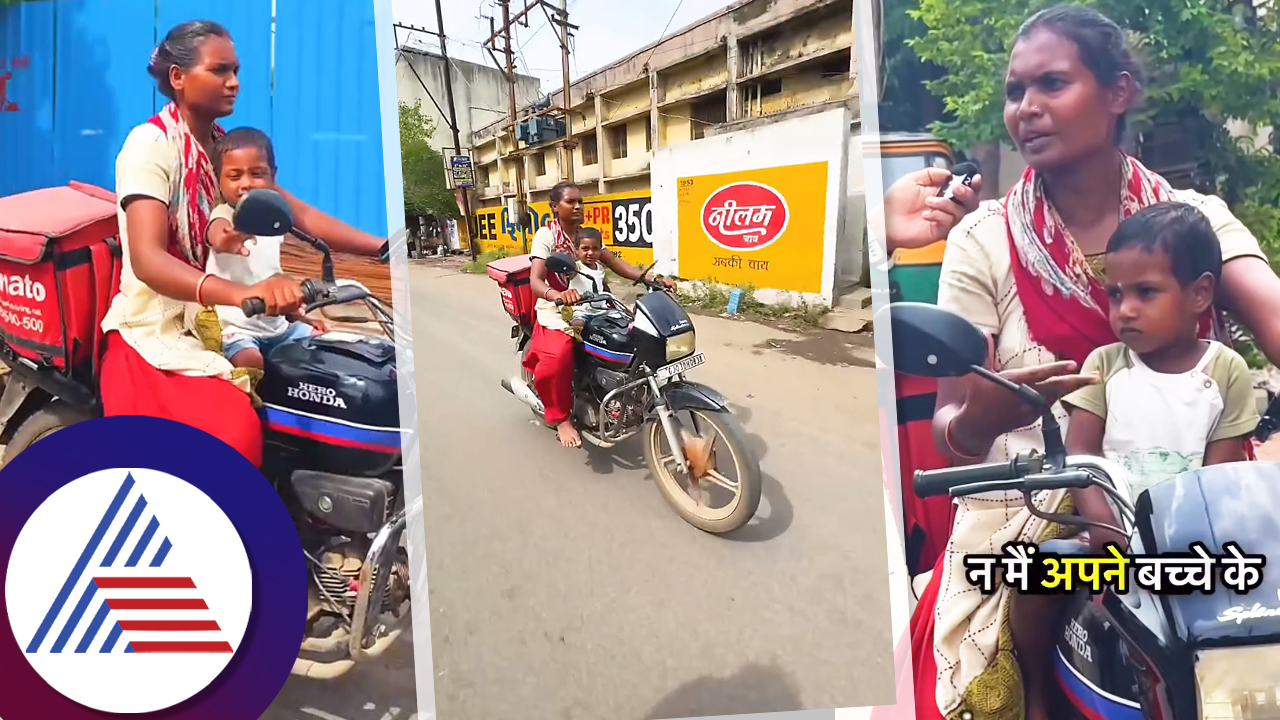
[209, 220, 253, 257]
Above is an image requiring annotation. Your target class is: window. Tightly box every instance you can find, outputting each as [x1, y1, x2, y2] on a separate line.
[477, 166, 490, 188]
[581, 135, 598, 166]
[609, 124, 628, 159]
[760, 78, 783, 96]
[690, 96, 727, 140]
[532, 152, 546, 177]
[645, 121, 652, 152]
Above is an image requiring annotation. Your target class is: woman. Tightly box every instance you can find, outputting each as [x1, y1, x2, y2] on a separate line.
[906, 5, 1280, 720]
[527, 181, 673, 448]
[102, 21, 386, 466]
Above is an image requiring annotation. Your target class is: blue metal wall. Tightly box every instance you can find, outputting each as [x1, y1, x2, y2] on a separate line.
[0, 0, 388, 237]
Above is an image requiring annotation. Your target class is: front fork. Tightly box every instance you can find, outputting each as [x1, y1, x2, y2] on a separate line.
[646, 373, 691, 476]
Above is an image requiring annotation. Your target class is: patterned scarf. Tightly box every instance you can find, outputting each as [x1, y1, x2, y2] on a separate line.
[145, 102, 225, 271]
[1005, 153, 1215, 367]
[545, 218, 576, 292]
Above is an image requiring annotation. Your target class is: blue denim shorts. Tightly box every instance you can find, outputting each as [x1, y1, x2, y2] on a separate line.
[223, 321, 315, 360]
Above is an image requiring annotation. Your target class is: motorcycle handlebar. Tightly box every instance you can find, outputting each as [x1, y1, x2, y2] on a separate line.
[241, 278, 327, 317]
[554, 291, 596, 307]
[914, 457, 1032, 498]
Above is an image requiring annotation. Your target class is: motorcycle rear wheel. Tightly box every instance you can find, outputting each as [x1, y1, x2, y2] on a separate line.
[3, 401, 91, 466]
[644, 408, 762, 534]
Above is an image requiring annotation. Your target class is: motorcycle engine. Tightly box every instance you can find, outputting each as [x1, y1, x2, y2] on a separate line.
[574, 367, 641, 434]
[260, 331, 403, 477]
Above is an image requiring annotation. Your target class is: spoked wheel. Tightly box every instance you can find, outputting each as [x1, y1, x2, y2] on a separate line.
[645, 408, 761, 534]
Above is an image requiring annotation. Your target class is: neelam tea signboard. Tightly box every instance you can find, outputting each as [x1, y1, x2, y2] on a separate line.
[677, 161, 828, 294]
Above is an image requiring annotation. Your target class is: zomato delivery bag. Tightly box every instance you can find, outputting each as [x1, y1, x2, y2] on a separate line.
[0, 182, 121, 372]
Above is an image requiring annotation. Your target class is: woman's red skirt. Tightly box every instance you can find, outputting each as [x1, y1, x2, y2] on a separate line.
[100, 332, 263, 467]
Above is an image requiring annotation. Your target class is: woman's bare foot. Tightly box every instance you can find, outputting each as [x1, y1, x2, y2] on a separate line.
[556, 421, 582, 448]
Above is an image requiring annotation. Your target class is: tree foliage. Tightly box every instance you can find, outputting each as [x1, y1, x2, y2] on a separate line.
[878, 0, 951, 132]
[907, 0, 1280, 263]
[399, 99, 458, 220]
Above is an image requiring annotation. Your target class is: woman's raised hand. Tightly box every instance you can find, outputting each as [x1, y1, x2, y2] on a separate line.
[876, 167, 984, 253]
[952, 361, 1100, 454]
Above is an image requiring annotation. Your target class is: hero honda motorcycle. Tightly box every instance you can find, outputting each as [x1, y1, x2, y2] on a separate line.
[493, 252, 763, 534]
[885, 301, 1280, 720]
[231, 188, 415, 679]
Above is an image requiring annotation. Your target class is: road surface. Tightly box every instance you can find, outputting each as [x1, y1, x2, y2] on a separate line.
[262, 634, 420, 720]
[410, 261, 895, 720]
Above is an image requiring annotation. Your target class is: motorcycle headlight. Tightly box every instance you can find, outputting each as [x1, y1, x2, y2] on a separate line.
[1196, 645, 1280, 719]
[666, 331, 696, 362]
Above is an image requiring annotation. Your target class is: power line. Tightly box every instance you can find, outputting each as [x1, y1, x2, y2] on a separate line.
[643, 0, 686, 69]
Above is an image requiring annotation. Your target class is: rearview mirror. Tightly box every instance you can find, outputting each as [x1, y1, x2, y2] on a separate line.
[544, 252, 577, 276]
[875, 302, 987, 378]
[233, 189, 293, 237]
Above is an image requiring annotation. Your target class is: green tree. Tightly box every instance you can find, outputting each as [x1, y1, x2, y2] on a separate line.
[878, 0, 951, 132]
[399, 99, 459, 221]
[908, 0, 1280, 259]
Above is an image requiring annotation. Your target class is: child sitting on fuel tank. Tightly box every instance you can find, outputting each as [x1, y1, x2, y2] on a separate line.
[567, 227, 609, 331]
[203, 127, 327, 372]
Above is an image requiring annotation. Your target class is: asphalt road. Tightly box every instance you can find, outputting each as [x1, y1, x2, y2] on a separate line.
[409, 261, 895, 720]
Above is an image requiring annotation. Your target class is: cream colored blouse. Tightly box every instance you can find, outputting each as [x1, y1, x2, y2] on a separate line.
[100, 123, 249, 393]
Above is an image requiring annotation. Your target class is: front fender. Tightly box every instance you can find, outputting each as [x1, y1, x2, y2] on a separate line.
[659, 381, 729, 412]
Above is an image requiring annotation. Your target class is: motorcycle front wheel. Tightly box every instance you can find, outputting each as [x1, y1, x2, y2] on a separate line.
[644, 408, 762, 534]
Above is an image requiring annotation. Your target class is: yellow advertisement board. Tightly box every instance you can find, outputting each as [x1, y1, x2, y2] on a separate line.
[472, 190, 655, 269]
[676, 161, 829, 294]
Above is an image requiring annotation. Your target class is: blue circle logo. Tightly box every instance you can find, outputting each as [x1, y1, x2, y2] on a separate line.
[0, 416, 306, 719]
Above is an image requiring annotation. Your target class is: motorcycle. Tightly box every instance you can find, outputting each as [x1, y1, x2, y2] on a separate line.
[884, 300, 1280, 720]
[487, 252, 762, 534]
[0, 187, 413, 680]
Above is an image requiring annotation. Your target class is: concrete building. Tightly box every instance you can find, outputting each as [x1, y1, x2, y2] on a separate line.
[395, 47, 542, 155]
[468, 0, 857, 209]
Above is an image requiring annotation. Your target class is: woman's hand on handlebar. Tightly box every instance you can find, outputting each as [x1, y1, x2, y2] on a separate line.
[550, 288, 581, 306]
[244, 274, 306, 316]
[952, 361, 1100, 454]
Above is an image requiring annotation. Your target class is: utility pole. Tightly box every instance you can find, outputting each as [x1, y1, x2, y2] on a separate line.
[482, 0, 579, 253]
[558, 0, 574, 184]
[498, 0, 529, 253]
[430, 0, 478, 260]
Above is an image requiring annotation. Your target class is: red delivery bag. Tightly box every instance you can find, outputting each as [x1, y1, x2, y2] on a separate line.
[486, 254, 535, 329]
[0, 183, 122, 372]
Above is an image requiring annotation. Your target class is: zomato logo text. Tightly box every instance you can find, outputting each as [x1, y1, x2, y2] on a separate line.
[699, 181, 790, 251]
[0, 272, 47, 302]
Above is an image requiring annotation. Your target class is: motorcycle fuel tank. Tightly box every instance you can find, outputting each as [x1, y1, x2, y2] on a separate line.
[260, 331, 405, 477]
[580, 310, 634, 367]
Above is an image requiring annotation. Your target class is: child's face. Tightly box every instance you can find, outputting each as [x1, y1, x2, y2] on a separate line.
[577, 239, 601, 265]
[1105, 246, 1213, 355]
[218, 146, 275, 206]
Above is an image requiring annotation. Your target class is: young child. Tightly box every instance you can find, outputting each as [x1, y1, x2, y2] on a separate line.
[1062, 201, 1259, 508]
[204, 127, 326, 371]
[568, 227, 608, 330]
[1008, 202, 1261, 720]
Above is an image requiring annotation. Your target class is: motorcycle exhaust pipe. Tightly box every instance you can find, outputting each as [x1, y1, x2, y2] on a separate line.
[501, 376, 545, 416]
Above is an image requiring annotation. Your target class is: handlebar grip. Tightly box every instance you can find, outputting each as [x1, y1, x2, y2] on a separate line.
[914, 460, 1022, 498]
[242, 297, 266, 317]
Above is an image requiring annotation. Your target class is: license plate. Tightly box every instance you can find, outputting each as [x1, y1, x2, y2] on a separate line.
[655, 352, 705, 381]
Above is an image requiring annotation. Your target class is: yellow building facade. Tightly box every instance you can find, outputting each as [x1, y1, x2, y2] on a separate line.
[467, 0, 857, 263]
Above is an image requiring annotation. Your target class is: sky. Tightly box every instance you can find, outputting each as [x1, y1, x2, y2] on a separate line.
[391, 0, 735, 105]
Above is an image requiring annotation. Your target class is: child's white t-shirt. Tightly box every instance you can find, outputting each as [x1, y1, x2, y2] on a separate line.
[1062, 340, 1259, 496]
[205, 203, 289, 342]
[570, 262, 607, 323]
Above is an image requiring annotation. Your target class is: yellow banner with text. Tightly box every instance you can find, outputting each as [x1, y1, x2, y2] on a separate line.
[675, 162, 829, 295]
[472, 190, 655, 269]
